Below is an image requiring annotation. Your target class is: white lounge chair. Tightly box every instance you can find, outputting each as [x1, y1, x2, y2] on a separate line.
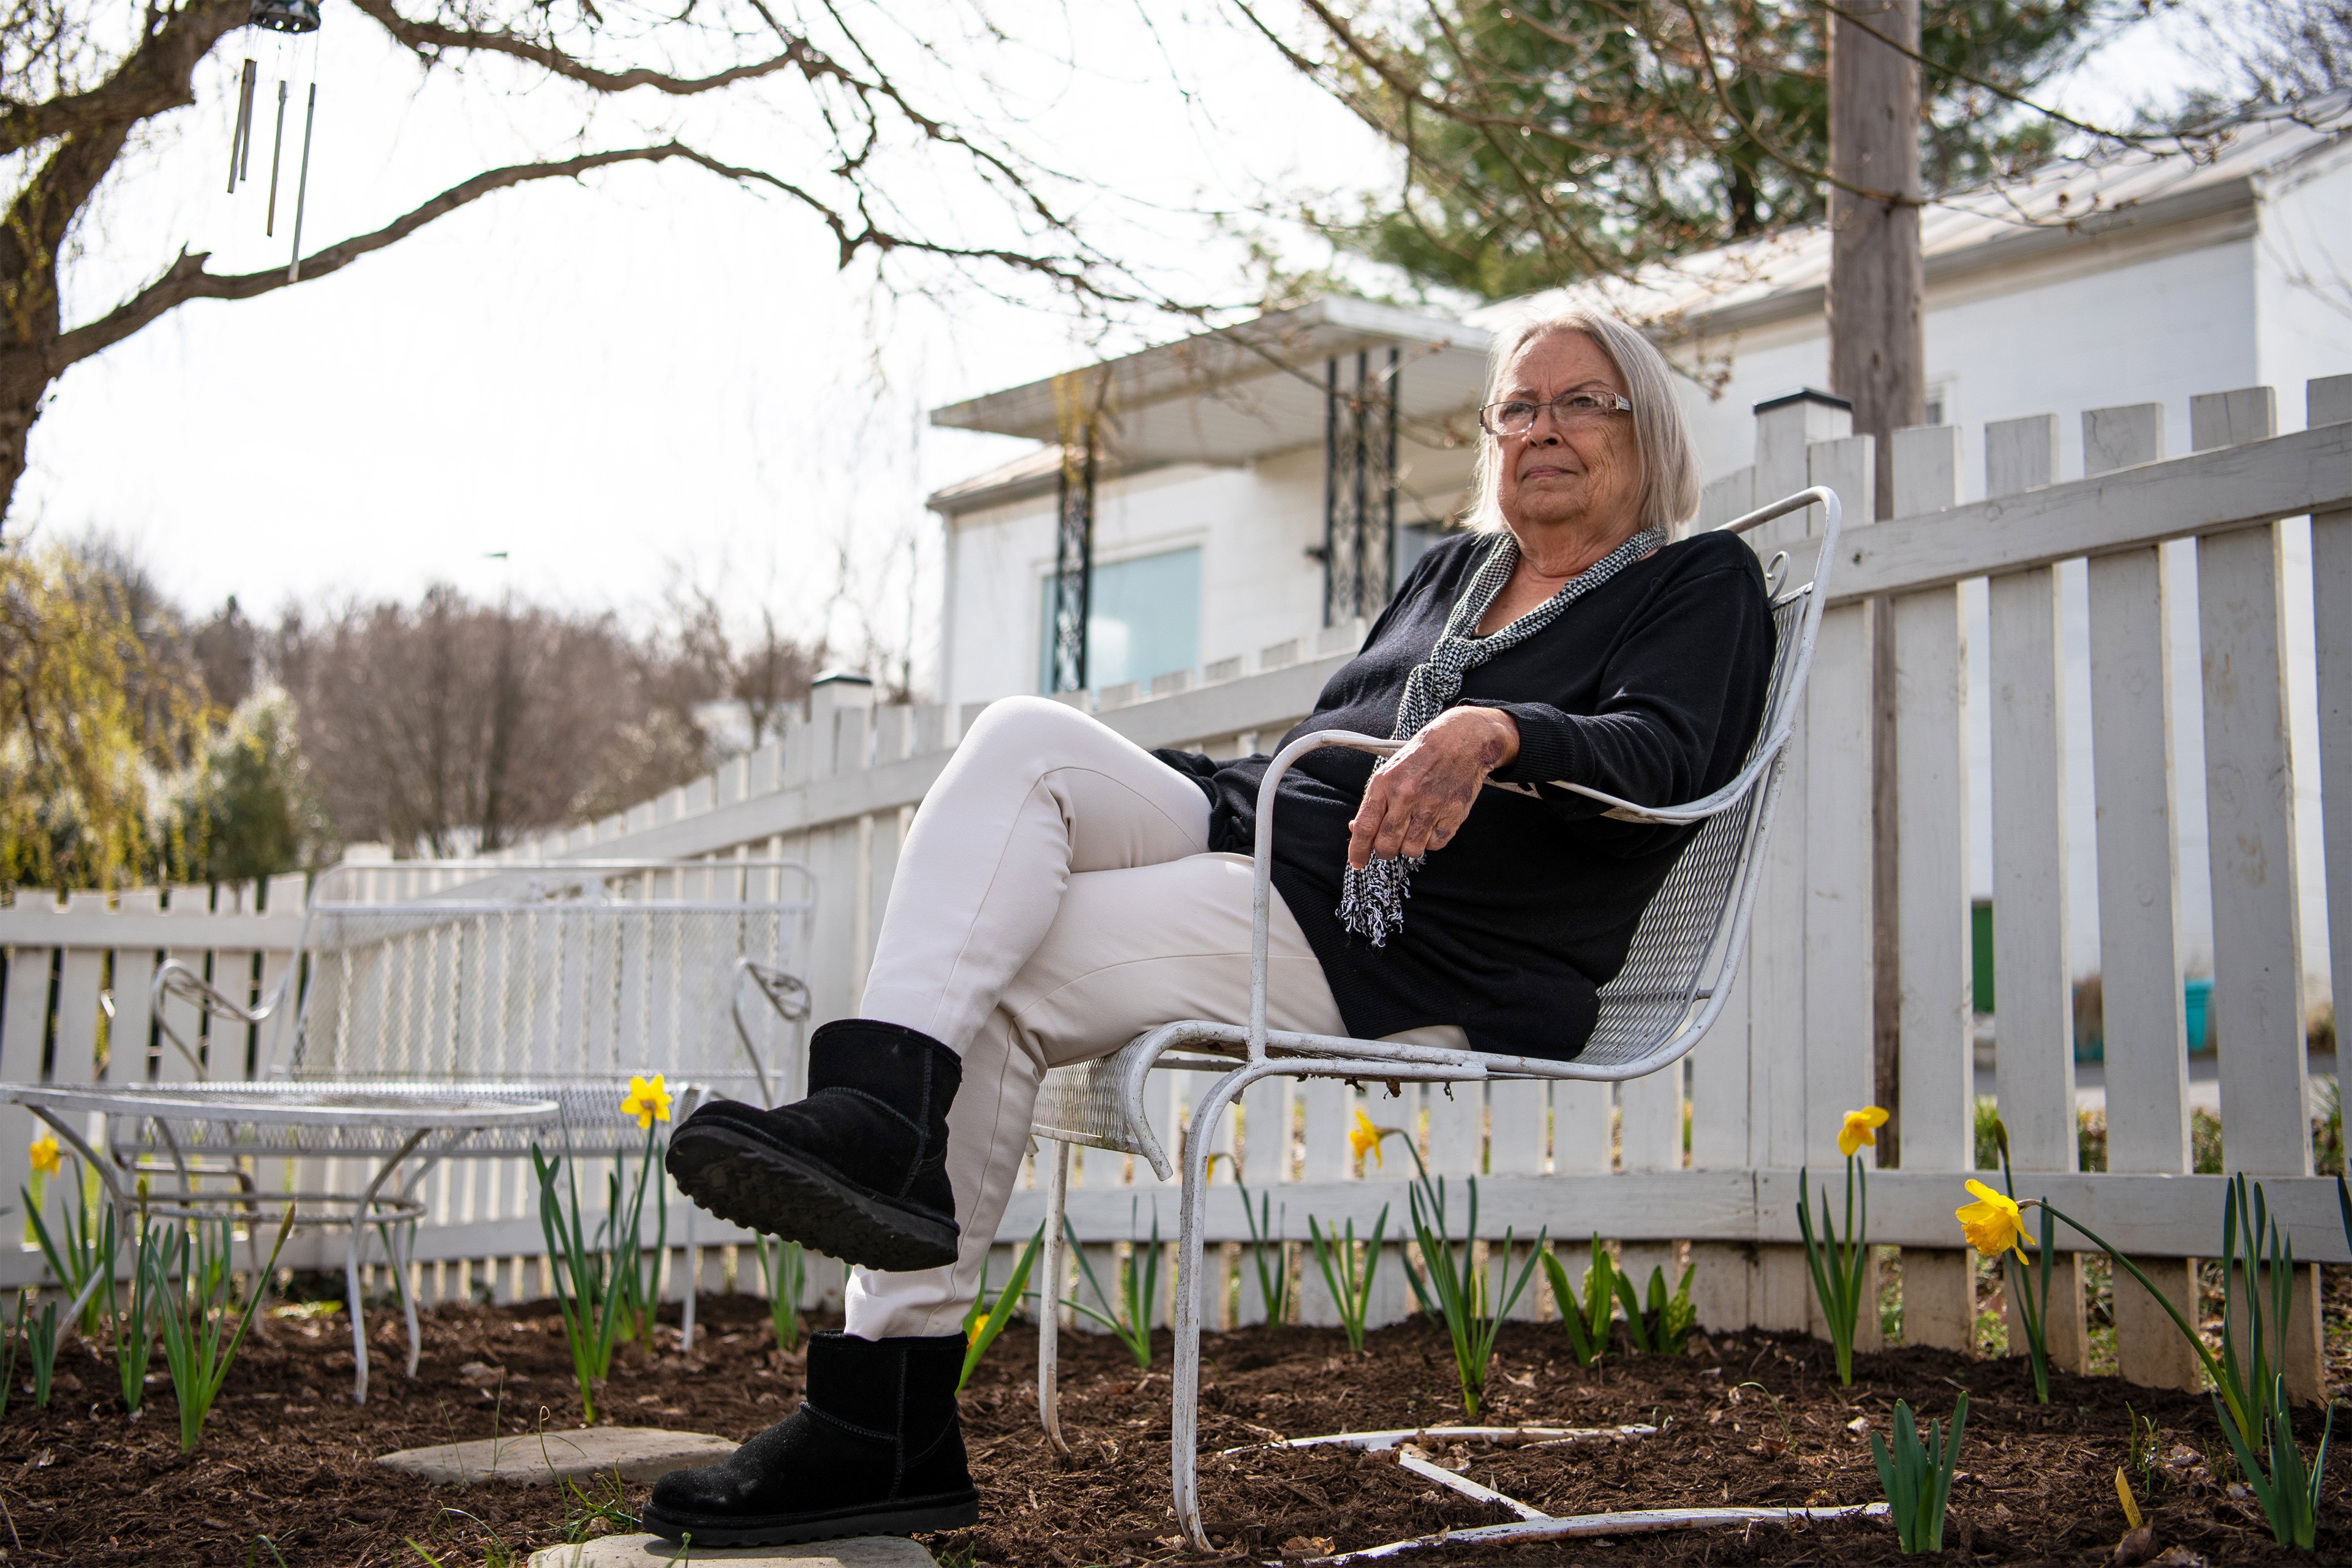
[1026, 486, 1844, 1548]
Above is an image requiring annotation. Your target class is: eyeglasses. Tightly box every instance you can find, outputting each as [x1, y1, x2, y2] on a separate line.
[1479, 390, 1634, 435]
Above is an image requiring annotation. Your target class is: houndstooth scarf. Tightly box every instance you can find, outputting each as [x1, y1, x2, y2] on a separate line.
[1336, 526, 1664, 946]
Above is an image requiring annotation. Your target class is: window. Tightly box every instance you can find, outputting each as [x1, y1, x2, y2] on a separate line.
[1038, 546, 1202, 693]
[1393, 521, 1450, 589]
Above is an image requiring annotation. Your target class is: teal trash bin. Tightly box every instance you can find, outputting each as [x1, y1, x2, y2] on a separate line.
[2184, 978, 2213, 1054]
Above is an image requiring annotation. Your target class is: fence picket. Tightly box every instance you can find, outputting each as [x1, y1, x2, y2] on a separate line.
[159, 885, 214, 1080]
[256, 872, 307, 1070]
[1802, 434, 1879, 1156]
[805, 686, 873, 1028]
[1741, 398, 1847, 1333]
[2190, 390, 2310, 1179]
[1685, 412, 1754, 1340]
[2312, 379, 2352, 1157]
[53, 893, 108, 1089]
[2190, 388, 2324, 1403]
[1423, 1079, 1481, 1177]
[1887, 423, 1975, 1354]
[109, 891, 160, 1085]
[2081, 402, 2204, 1390]
[2084, 404, 2193, 1174]
[1983, 413, 2089, 1371]
[0, 903, 51, 1224]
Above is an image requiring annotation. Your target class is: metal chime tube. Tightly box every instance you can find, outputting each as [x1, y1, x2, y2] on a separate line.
[265, 79, 289, 234]
[228, 59, 258, 192]
[286, 83, 317, 282]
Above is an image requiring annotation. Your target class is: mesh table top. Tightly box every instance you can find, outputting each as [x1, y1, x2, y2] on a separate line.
[4, 1082, 562, 1129]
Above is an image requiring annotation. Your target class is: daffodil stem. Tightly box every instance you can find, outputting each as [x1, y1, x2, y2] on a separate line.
[2030, 1200, 2246, 1435]
[1796, 1161, 1866, 1385]
[1996, 1151, 2053, 1402]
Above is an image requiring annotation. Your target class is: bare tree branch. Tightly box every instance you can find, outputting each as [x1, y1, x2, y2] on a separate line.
[0, 0, 246, 156]
[51, 143, 704, 368]
[345, 0, 830, 96]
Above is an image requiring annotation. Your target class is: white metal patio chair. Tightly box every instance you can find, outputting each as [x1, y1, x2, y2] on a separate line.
[1023, 486, 1843, 1549]
[13, 858, 813, 1398]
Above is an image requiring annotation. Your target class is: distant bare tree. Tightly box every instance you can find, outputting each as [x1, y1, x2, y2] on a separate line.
[189, 595, 257, 712]
[271, 588, 709, 854]
[664, 576, 820, 752]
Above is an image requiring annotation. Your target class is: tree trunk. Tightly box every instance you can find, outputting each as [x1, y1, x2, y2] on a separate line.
[0, 352, 53, 527]
[1826, 0, 1924, 1161]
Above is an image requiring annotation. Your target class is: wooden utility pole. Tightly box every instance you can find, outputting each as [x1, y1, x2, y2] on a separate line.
[1826, 0, 1924, 1161]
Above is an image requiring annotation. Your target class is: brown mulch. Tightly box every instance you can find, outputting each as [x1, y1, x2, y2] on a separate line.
[1, 1294, 2346, 1566]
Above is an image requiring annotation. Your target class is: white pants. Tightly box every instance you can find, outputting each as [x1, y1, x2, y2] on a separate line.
[842, 696, 1360, 1339]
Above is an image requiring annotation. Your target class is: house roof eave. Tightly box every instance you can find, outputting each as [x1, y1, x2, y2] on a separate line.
[926, 296, 1493, 468]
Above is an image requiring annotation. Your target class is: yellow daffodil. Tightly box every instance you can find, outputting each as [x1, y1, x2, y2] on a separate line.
[1838, 1106, 1890, 1158]
[621, 1073, 672, 1130]
[1350, 1109, 1389, 1168]
[27, 1133, 59, 1178]
[1955, 1178, 2031, 1264]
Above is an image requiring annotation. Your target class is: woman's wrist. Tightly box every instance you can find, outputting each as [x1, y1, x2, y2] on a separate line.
[1446, 704, 1519, 771]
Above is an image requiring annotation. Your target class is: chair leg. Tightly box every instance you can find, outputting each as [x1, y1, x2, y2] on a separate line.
[386, 1221, 423, 1380]
[681, 1200, 699, 1352]
[679, 1086, 704, 1351]
[1172, 1066, 1257, 1555]
[1038, 1140, 1072, 1457]
[344, 1219, 372, 1406]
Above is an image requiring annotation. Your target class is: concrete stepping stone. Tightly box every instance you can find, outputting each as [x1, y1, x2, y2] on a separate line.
[379, 1427, 738, 1486]
[528, 1536, 936, 1567]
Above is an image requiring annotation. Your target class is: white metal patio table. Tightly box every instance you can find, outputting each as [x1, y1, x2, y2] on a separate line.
[5, 1082, 560, 1401]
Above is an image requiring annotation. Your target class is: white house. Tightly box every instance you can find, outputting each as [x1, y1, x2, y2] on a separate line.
[925, 98, 2352, 992]
[930, 100, 2352, 712]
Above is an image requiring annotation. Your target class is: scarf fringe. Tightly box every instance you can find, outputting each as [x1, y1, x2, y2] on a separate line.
[1338, 854, 1423, 947]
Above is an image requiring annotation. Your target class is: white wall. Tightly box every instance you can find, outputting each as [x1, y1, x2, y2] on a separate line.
[2255, 140, 2352, 437]
[1672, 234, 2265, 497]
[2256, 143, 2352, 1000]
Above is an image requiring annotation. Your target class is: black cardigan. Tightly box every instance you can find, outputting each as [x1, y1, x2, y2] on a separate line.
[1156, 526, 1774, 1059]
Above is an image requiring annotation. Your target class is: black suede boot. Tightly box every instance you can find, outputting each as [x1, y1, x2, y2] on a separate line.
[642, 1331, 978, 1546]
[666, 1019, 960, 1272]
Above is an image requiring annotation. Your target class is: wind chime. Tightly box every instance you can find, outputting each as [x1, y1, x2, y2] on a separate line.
[225, 0, 323, 281]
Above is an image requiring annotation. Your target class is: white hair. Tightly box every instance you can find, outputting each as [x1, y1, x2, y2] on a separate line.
[1461, 306, 1702, 539]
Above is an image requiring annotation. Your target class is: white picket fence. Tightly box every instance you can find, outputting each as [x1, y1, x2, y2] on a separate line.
[2, 372, 2347, 1395]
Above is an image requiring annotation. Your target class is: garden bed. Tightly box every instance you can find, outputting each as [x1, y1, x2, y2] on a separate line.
[2, 1292, 2346, 1566]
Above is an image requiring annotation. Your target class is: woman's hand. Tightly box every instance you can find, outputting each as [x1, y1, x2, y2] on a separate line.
[1346, 707, 1520, 869]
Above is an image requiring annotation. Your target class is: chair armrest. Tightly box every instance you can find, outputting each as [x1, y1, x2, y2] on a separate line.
[149, 959, 292, 1080]
[1243, 731, 1401, 1057]
[731, 959, 811, 1104]
[1551, 756, 1777, 826]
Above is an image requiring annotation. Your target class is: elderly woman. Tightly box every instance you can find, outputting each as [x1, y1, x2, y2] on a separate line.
[647, 306, 1776, 1547]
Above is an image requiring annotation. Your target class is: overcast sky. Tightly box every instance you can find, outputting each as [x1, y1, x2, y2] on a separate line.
[28, 0, 2203, 686]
